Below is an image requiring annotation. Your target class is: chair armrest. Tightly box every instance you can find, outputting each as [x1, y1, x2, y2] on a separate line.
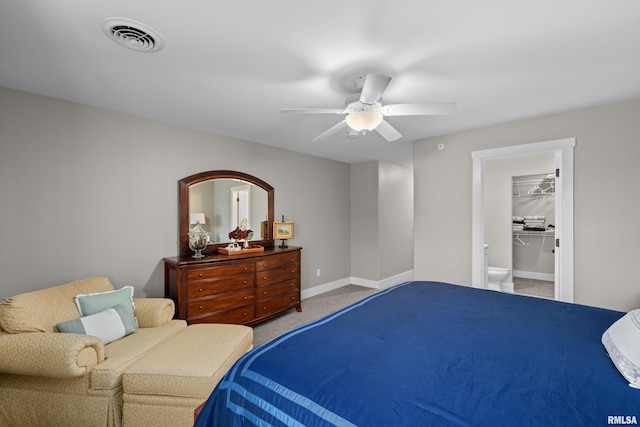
[0, 332, 104, 378]
[133, 298, 175, 328]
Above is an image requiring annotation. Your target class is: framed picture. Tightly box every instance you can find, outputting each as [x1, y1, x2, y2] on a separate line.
[273, 221, 294, 239]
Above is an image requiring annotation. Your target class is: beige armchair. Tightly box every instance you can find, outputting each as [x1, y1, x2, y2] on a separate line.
[0, 276, 252, 427]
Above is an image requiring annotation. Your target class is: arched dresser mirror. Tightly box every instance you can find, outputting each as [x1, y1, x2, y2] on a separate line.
[178, 170, 275, 257]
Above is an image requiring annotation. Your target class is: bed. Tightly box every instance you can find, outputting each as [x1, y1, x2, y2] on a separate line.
[195, 281, 639, 426]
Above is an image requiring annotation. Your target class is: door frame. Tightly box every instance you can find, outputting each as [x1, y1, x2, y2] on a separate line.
[471, 138, 575, 302]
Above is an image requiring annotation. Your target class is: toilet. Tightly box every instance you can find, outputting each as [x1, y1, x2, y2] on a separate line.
[488, 266, 512, 293]
[484, 244, 514, 293]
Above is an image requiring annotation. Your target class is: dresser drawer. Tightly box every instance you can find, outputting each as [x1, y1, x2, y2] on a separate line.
[186, 263, 254, 282]
[257, 265, 299, 286]
[164, 247, 301, 326]
[256, 279, 299, 302]
[186, 274, 254, 299]
[255, 252, 300, 272]
[255, 291, 300, 318]
[187, 290, 254, 319]
[188, 305, 255, 325]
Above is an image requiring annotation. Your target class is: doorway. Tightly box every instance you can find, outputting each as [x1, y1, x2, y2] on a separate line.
[230, 185, 250, 230]
[471, 138, 575, 303]
[512, 172, 556, 299]
[484, 155, 555, 296]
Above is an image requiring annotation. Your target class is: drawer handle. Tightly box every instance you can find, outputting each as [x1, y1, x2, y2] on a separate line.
[243, 280, 247, 284]
[199, 273, 203, 277]
[244, 267, 248, 271]
[263, 276, 267, 280]
[290, 283, 294, 287]
[263, 291, 267, 295]
[263, 306, 267, 310]
[198, 305, 203, 310]
[291, 296, 296, 300]
[199, 288, 203, 292]
[243, 296, 248, 300]
[243, 312, 248, 316]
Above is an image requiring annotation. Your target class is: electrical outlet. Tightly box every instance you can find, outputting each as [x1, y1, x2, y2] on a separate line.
[316, 268, 321, 277]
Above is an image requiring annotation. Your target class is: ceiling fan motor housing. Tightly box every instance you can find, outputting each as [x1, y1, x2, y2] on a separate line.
[344, 93, 381, 113]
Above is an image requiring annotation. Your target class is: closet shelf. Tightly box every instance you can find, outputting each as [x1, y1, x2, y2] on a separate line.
[513, 178, 555, 196]
[512, 229, 555, 246]
[512, 229, 555, 236]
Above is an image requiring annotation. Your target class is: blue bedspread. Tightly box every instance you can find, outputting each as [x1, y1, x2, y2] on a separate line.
[195, 281, 638, 426]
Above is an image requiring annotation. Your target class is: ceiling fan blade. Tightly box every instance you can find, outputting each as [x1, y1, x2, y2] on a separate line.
[381, 102, 457, 116]
[280, 108, 346, 114]
[359, 74, 392, 104]
[312, 120, 348, 142]
[375, 119, 402, 142]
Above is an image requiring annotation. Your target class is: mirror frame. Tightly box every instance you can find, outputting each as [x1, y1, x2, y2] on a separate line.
[178, 170, 274, 257]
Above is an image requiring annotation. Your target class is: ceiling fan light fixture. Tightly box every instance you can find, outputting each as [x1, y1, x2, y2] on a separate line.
[345, 110, 383, 131]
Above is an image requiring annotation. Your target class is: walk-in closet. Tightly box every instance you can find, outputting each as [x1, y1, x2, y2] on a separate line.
[512, 173, 555, 298]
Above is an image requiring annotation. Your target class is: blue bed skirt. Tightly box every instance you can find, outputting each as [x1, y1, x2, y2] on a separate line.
[195, 281, 638, 426]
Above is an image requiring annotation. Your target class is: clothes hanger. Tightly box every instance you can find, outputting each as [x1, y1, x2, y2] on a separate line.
[543, 179, 555, 194]
[527, 181, 543, 194]
[513, 234, 526, 246]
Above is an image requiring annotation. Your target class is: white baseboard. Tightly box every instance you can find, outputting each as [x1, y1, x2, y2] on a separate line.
[513, 270, 554, 282]
[301, 278, 351, 299]
[501, 281, 514, 293]
[351, 270, 415, 290]
[301, 270, 414, 300]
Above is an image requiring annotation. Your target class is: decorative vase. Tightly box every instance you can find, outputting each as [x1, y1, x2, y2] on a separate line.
[188, 221, 209, 258]
[244, 240, 250, 249]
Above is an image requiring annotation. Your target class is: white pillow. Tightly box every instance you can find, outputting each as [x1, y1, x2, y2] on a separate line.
[56, 304, 137, 344]
[602, 309, 640, 388]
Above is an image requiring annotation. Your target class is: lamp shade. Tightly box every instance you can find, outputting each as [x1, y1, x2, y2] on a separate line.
[345, 111, 383, 131]
[190, 213, 206, 225]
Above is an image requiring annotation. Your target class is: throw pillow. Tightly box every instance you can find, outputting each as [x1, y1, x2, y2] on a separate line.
[57, 304, 137, 344]
[602, 309, 640, 388]
[75, 286, 138, 330]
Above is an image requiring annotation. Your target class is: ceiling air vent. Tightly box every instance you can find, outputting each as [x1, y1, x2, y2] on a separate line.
[101, 18, 165, 52]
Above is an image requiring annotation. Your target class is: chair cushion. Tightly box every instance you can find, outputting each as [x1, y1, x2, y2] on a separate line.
[90, 319, 187, 390]
[0, 276, 114, 333]
[123, 323, 253, 398]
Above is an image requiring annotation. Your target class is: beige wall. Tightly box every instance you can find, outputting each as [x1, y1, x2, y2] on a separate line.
[351, 161, 413, 284]
[414, 98, 640, 312]
[0, 87, 351, 299]
[378, 161, 414, 280]
[350, 162, 378, 280]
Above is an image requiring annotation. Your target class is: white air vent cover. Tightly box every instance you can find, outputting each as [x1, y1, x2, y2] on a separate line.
[101, 18, 165, 52]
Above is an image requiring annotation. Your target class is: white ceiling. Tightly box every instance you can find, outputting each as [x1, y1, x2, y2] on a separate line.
[1, 1, 639, 168]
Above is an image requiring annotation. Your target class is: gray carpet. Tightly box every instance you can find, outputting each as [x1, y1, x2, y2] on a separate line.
[513, 277, 555, 299]
[252, 285, 379, 346]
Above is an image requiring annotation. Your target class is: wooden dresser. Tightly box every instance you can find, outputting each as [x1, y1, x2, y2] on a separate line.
[164, 246, 301, 325]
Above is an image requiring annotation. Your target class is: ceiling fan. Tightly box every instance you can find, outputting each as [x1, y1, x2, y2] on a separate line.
[280, 73, 456, 142]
